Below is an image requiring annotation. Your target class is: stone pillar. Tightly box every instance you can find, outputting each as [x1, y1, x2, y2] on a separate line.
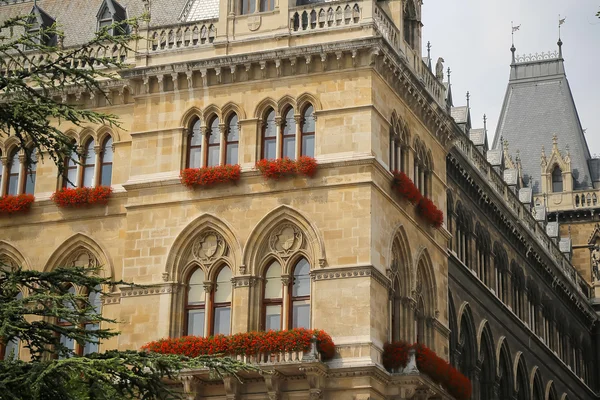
[231, 276, 253, 334]
[93, 143, 102, 187]
[17, 152, 26, 194]
[219, 123, 226, 165]
[294, 114, 302, 159]
[0, 155, 8, 196]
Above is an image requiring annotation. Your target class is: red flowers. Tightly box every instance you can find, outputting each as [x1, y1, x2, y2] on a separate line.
[142, 328, 335, 361]
[417, 198, 444, 229]
[180, 165, 241, 188]
[51, 186, 112, 208]
[0, 194, 35, 215]
[255, 156, 318, 180]
[383, 341, 472, 400]
[392, 171, 444, 229]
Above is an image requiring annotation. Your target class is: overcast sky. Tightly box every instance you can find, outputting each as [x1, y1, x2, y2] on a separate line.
[421, 0, 600, 156]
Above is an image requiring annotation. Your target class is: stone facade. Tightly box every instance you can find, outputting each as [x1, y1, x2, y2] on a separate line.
[0, 0, 598, 399]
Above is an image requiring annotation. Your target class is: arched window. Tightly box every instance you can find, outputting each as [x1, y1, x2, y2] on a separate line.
[262, 108, 277, 160]
[2, 292, 22, 360]
[81, 139, 95, 187]
[225, 114, 239, 165]
[98, 5, 113, 31]
[552, 166, 563, 192]
[263, 261, 283, 331]
[479, 334, 495, 400]
[281, 107, 296, 159]
[532, 373, 544, 400]
[24, 149, 37, 195]
[290, 258, 310, 329]
[516, 361, 528, 400]
[498, 348, 512, 400]
[186, 268, 206, 336]
[206, 116, 221, 167]
[212, 266, 232, 335]
[99, 137, 113, 187]
[83, 285, 102, 355]
[390, 278, 401, 342]
[97, 0, 127, 36]
[414, 294, 425, 343]
[64, 145, 79, 189]
[187, 118, 203, 168]
[259, 0, 274, 12]
[58, 285, 77, 358]
[6, 149, 20, 196]
[301, 105, 315, 157]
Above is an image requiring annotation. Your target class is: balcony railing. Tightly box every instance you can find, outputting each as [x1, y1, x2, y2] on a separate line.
[148, 20, 217, 52]
[289, 0, 362, 33]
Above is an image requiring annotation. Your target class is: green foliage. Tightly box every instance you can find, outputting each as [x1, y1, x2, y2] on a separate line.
[0, 263, 256, 399]
[0, 14, 144, 174]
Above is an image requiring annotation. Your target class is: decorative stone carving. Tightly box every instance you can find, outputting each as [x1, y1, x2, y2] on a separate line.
[247, 15, 261, 31]
[192, 230, 227, 265]
[69, 249, 99, 269]
[269, 224, 303, 258]
[591, 246, 600, 283]
[435, 57, 444, 81]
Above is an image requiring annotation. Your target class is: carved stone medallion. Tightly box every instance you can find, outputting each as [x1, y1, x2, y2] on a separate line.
[247, 15, 261, 31]
[269, 224, 303, 257]
[192, 231, 226, 264]
[69, 249, 99, 269]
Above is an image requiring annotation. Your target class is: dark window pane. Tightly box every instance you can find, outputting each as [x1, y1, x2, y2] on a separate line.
[264, 110, 276, 137]
[302, 135, 314, 157]
[302, 106, 315, 132]
[190, 120, 203, 146]
[213, 307, 231, 335]
[83, 323, 99, 355]
[283, 108, 295, 136]
[187, 310, 205, 336]
[292, 258, 310, 297]
[292, 302, 310, 329]
[207, 146, 220, 167]
[226, 144, 238, 165]
[101, 164, 112, 186]
[227, 115, 239, 141]
[7, 175, 19, 196]
[265, 305, 281, 330]
[102, 138, 113, 163]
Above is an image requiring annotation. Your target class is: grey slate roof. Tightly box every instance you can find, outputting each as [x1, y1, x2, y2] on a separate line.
[492, 52, 592, 193]
[451, 106, 468, 124]
[183, 0, 219, 22]
[0, 0, 189, 48]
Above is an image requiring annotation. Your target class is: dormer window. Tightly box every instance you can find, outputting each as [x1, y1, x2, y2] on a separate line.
[26, 6, 56, 49]
[552, 166, 563, 192]
[97, 0, 127, 36]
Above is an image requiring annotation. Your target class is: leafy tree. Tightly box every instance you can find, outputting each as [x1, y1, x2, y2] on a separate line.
[0, 263, 255, 400]
[0, 12, 139, 173]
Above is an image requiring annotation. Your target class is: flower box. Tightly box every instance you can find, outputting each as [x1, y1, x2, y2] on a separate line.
[255, 156, 318, 180]
[142, 328, 335, 361]
[51, 186, 112, 208]
[0, 194, 35, 215]
[181, 164, 241, 188]
[383, 341, 472, 400]
[392, 171, 444, 229]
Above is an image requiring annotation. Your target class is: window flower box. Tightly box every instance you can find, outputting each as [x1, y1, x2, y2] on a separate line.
[383, 341, 472, 400]
[51, 186, 112, 208]
[255, 156, 318, 180]
[0, 194, 35, 215]
[180, 164, 241, 188]
[392, 171, 444, 229]
[143, 328, 335, 361]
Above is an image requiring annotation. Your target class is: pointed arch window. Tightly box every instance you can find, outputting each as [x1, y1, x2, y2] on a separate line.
[99, 137, 113, 187]
[81, 139, 96, 188]
[211, 266, 232, 335]
[281, 107, 296, 159]
[552, 166, 563, 192]
[225, 114, 239, 165]
[262, 108, 277, 160]
[97, 0, 127, 36]
[414, 294, 425, 344]
[63, 146, 79, 189]
[24, 149, 37, 195]
[6, 150, 20, 196]
[263, 261, 283, 331]
[58, 285, 77, 358]
[83, 285, 102, 355]
[187, 118, 203, 169]
[207, 116, 221, 167]
[301, 105, 315, 157]
[290, 258, 310, 329]
[185, 268, 206, 336]
[1, 292, 22, 360]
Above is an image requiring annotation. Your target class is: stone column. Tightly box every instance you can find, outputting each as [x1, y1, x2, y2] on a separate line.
[93, 143, 102, 187]
[281, 275, 291, 330]
[274, 116, 282, 159]
[231, 276, 254, 334]
[294, 114, 302, 159]
[219, 123, 226, 165]
[17, 152, 26, 194]
[0, 155, 7, 196]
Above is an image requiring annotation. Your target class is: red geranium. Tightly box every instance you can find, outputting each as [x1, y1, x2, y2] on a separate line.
[255, 157, 318, 180]
[0, 194, 35, 215]
[142, 328, 335, 361]
[383, 341, 471, 400]
[392, 171, 422, 204]
[180, 164, 241, 188]
[416, 197, 444, 228]
[51, 186, 113, 208]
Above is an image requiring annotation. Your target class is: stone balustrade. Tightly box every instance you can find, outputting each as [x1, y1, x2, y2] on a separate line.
[289, 0, 362, 33]
[148, 20, 217, 53]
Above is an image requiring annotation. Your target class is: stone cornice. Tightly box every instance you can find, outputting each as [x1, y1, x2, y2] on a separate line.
[120, 283, 180, 298]
[311, 264, 390, 289]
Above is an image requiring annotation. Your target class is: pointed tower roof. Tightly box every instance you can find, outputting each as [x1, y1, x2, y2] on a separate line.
[492, 40, 592, 193]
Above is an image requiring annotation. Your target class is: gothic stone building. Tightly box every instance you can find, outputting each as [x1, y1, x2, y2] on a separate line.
[0, 0, 598, 399]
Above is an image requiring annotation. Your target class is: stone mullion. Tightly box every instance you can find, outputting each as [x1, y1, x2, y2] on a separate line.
[200, 126, 208, 168]
[17, 152, 26, 195]
[0, 156, 7, 196]
[281, 275, 291, 330]
[203, 282, 214, 337]
[93, 144, 102, 187]
[218, 123, 226, 166]
[294, 114, 301, 159]
[75, 145, 84, 187]
[275, 116, 282, 159]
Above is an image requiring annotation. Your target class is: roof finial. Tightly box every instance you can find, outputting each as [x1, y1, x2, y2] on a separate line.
[511, 21, 520, 64]
[503, 139, 509, 153]
[426, 41, 432, 70]
[483, 114, 488, 136]
[447, 67, 451, 84]
[552, 134, 559, 152]
[466, 91, 470, 110]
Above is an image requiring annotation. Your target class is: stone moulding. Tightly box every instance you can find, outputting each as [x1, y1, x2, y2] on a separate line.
[119, 283, 180, 298]
[311, 265, 389, 289]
